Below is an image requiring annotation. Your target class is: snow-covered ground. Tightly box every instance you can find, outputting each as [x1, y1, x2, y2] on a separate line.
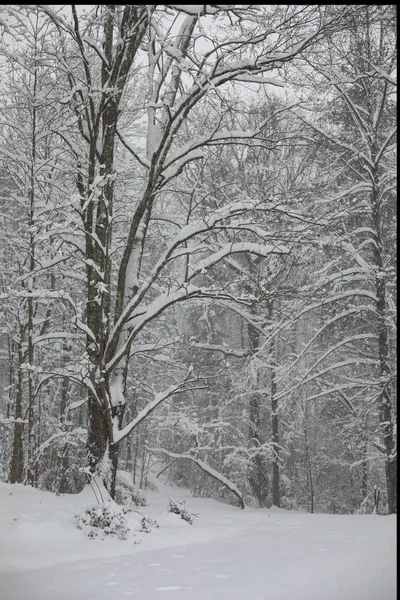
[0, 480, 396, 600]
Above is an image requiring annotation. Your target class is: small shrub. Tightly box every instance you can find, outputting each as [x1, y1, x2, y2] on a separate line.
[168, 497, 195, 524]
[139, 514, 159, 533]
[115, 471, 148, 508]
[77, 501, 130, 540]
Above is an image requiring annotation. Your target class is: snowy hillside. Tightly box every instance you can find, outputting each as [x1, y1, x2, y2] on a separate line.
[0, 481, 396, 600]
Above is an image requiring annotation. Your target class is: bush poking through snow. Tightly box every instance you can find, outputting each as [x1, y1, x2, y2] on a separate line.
[168, 497, 196, 524]
[115, 471, 148, 508]
[76, 501, 130, 540]
[139, 513, 159, 533]
[115, 484, 148, 509]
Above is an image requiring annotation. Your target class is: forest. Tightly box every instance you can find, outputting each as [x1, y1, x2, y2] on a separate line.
[0, 4, 396, 520]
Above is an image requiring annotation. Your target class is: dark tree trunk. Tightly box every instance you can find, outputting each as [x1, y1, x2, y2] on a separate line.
[81, 7, 141, 494]
[9, 344, 24, 483]
[109, 441, 120, 499]
[26, 48, 38, 487]
[376, 272, 396, 514]
[269, 303, 280, 507]
[248, 322, 269, 507]
[26, 281, 35, 486]
[127, 436, 132, 472]
[361, 423, 368, 502]
[271, 363, 280, 507]
[86, 394, 109, 473]
[109, 404, 125, 498]
[371, 182, 396, 514]
[304, 402, 314, 513]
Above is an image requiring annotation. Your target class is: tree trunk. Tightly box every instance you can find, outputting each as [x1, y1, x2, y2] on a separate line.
[304, 403, 314, 513]
[248, 322, 269, 507]
[26, 143, 37, 485]
[361, 422, 368, 502]
[9, 344, 24, 483]
[86, 393, 109, 473]
[269, 304, 280, 507]
[376, 272, 396, 513]
[271, 361, 280, 507]
[371, 182, 396, 514]
[127, 436, 132, 472]
[57, 362, 70, 493]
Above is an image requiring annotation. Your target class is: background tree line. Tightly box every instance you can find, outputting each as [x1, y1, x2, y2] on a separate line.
[0, 4, 396, 514]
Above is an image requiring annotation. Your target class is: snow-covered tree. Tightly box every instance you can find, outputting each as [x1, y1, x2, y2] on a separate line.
[22, 4, 351, 497]
[283, 4, 397, 513]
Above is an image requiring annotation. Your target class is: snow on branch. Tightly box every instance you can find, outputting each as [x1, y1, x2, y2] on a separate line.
[276, 333, 379, 402]
[341, 242, 373, 271]
[15, 255, 72, 282]
[265, 288, 380, 347]
[215, 302, 266, 336]
[31, 331, 81, 346]
[147, 447, 245, 509]
[277, 305, 376, 382]
[165, 5, 221, 16]
[293, 110, 375, 170]
[106, 283, 203, 371]
[160, 148, 205, 182]
[35, 428, 86, 459]
[232, 73, 284, 86]
[106, 201, 264, 357]
[192, 342, 249, 358]
[112, 377, 206, 445]
[73, 317, 97, 344]
[159, 104, 298, 179]
[82, 35, 110, 67]
[107, 276, 266, 373]
[116, 128, 151, 170]
[367, 62, 397, 86]
[296, 383, 369, 404]
[295, 358, 379, 389]
[188, 242, 289, 280]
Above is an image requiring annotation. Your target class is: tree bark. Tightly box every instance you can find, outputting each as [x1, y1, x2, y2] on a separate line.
[9, 343, 24, 484]
[304, 401, 314, 513]
[271, 357, 280, 507]
[86, 392, 109, 473]
[248, 322, 269, 507]
[371, 176, 396, 514]
[361, 419, 368, 502]
[26, 49, 38, 486]
[79, 6, 151, 496]
[269, 303, 280, 507]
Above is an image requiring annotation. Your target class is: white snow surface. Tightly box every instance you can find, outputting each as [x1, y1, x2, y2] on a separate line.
[0, 480, 396, 600]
